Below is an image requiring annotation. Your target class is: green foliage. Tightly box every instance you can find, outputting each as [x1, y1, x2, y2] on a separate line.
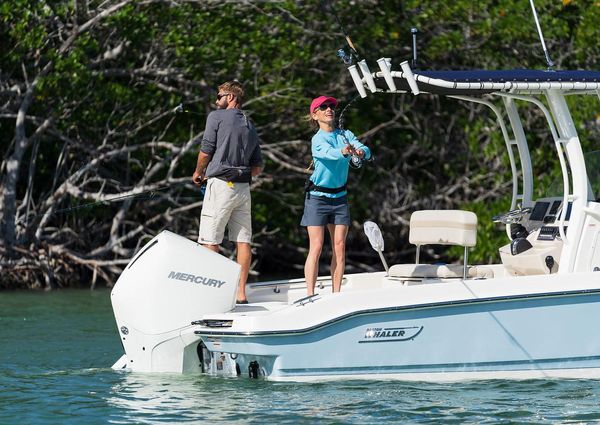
[1, 0, 599, 287]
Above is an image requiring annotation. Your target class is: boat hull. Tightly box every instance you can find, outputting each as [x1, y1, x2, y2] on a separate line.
[198, 288, 600, 381]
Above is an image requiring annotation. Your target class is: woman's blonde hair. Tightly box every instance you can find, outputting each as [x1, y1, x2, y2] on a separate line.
[304, 113, 319, 130]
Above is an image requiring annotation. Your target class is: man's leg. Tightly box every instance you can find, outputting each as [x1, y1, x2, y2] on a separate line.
[202, 244, 220, 253]
[235, 241, 251, 302]
[305, 226, 325, 296]
[227, 184, 254, 302]
[198, 179, 230, 247]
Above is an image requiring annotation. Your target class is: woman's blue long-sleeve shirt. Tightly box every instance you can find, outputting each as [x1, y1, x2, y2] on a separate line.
[309, 128, 371, 198]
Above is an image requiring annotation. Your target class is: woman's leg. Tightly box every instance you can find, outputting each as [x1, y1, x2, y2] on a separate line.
[327, 224, 337, 288]
[329, 224, 348, 292]
[305, 225, 325, 295]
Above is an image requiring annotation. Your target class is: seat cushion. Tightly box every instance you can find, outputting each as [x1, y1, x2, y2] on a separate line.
[409, 210, 477, 247]
[388, 263, 494, 279]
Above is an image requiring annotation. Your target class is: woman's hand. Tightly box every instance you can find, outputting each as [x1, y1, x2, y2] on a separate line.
[342, 145, 365, 158]
[341, 145, 353, 156]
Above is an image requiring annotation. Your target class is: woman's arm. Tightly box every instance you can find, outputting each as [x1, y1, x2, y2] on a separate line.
[345, 130, 371, 160]
[312, 135, 346, 161]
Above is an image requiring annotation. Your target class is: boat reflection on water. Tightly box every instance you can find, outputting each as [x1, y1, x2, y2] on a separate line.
[107, 373, 235, 421]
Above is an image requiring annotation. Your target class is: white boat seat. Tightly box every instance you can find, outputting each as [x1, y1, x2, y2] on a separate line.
[388, 263, 494, 279]
[407, 209, 478, 280]
[410, 210, 477, 247]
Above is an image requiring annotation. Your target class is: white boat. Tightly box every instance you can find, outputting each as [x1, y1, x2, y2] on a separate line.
[111, 59, 600, 381]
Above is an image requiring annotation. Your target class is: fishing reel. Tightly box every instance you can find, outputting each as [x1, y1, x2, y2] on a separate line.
[174, 103, 202, 116]
[336, 48, 353, 65]
[347, 145, 375, 169]
[339, 127, 369, 169]
[349, 153, 363, 169]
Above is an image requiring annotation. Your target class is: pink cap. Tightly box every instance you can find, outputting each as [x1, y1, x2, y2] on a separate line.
[310, 96, 338, 114]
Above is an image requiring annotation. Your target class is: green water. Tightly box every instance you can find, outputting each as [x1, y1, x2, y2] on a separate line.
[2, 290, 600, 424]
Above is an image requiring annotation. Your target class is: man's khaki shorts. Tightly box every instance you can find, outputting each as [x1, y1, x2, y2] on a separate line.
[198, 178, 252, 245]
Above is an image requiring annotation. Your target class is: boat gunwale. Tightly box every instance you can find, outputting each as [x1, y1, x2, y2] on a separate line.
[194, 285, 600, 337]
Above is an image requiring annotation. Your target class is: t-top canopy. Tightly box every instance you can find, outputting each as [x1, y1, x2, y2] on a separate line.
[390, 68, 600, 95]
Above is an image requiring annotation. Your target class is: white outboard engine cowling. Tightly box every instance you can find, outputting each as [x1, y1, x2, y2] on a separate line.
[111, 230, 240, 372]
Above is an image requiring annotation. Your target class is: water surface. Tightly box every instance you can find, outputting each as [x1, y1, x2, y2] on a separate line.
[2, 290, 600, 424]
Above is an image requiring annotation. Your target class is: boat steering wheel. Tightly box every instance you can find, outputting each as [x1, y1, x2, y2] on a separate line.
[492, 206, 532, 224]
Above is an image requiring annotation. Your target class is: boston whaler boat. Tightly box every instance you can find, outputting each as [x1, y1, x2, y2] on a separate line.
[111, 32, 600, 381]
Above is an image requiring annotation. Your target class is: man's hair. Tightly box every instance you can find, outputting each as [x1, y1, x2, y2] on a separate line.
[219, 81, 245, 104]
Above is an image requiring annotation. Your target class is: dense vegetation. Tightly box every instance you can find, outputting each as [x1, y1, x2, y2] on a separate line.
[1, 0, 599, 289]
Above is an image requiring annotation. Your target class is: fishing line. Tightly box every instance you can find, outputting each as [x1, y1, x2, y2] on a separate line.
[337, 94, 369, 169]
[31, 181, 206, 218]
[22, 104, 210, 222]
[319, 0, 361, 62]
[337, 93, 361, 135]
[174, 103, 203, 116]
[319, 1, 374, 169]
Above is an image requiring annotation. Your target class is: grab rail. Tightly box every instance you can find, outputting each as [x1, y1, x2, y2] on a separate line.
[582, 206, 600, 221]
[497, 93, 571, 244]
[449, 95, 520, 240]
[250, 275, 345, 291]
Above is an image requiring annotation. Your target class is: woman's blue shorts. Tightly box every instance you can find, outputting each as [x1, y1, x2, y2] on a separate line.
[300, 195, 351, 227]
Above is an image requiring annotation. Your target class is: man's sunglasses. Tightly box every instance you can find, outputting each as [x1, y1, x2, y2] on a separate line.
[216, 93, 230, 100]
[316, 103, 335, 111]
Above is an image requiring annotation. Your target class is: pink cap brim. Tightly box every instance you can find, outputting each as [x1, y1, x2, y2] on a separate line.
[310, 96, 338, 113]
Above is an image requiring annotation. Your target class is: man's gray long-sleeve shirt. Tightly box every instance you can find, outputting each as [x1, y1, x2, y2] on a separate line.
[201, 109, 263, 180]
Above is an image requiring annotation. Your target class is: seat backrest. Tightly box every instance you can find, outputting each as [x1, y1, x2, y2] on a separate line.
[409, 210, 477, 247]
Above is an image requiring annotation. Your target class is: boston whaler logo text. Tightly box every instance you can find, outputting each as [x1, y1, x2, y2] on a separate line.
[359, 326, 423, 343]
[168, 271, 226, 288]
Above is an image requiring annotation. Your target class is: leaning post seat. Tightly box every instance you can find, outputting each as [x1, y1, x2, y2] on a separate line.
[409, 210, 478, 249]
[389, 210, 492, 280]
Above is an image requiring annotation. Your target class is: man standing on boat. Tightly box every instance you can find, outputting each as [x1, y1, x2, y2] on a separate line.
[192, 81, 263, 304]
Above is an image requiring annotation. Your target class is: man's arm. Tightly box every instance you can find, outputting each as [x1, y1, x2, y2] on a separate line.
[193, 112, 219, 185]
[192, 151, 212, 185]
[248, 136, 263, 177]
[251, 165, 263, 177]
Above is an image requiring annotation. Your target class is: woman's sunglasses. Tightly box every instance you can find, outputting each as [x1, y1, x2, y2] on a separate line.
[316, 103, 335, 111]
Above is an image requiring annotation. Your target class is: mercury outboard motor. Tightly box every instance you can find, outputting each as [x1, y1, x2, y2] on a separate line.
[111, 231, 241, 373]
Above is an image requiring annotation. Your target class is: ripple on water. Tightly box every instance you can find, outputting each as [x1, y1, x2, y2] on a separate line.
[4, 290, 600, 424]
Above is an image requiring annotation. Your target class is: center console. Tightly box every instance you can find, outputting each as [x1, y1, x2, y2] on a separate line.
[499, 197, 569, 276]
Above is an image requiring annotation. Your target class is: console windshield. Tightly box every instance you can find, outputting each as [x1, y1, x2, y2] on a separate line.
[546, 150, 600, 201]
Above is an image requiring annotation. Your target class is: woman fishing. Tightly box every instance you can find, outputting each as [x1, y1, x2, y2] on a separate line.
[301, 95, 371, 295]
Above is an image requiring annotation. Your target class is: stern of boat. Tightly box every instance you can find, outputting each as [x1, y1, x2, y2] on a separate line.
[110, 230, 241, 373]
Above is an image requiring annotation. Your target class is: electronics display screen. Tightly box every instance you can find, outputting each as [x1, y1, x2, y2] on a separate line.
[565, 202, 573, 221]
[549, 200, 562, 215]
[529, 201, 550, 221]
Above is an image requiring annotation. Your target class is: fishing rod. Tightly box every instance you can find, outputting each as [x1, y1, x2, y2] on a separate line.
[321, 1, 373, 169]
[320, 0, 361, 65]
[22, 104, 210, 221]
[33, 180, 205, 218]
[337, 94, 369, 169]
[529, 0, 554, 71]
[174, 103, 203, 116]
